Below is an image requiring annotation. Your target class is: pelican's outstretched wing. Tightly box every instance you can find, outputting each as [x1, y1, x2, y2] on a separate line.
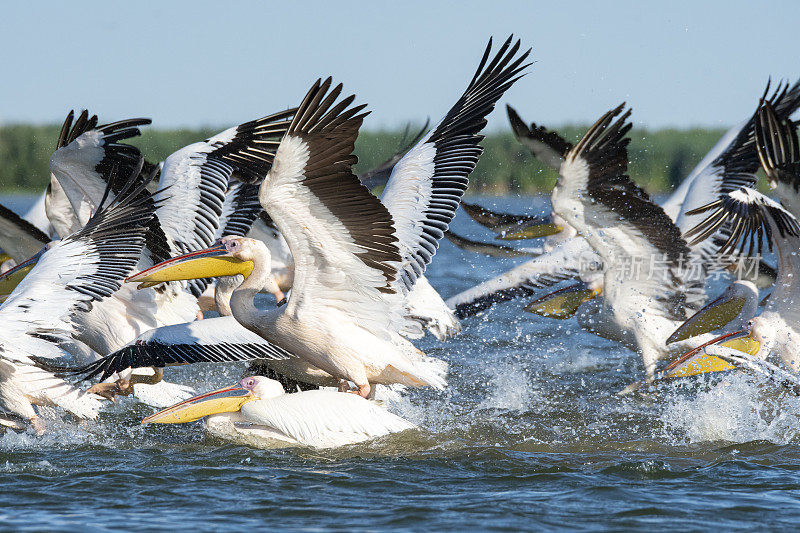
[557, 105, 702, 320]
[0, 202, 51, 262]
[506, 104, 572, 170]
[755, 100, 800, 192]
[446, 237, 592, 318]
[381, 36, 531, 293]
[257, 78, 405, 336]
[0, 167, 155, 419]
[68, 316, 293, 383]
[674, 79, 800, 260]
[444, 229, 540, 258]
[686, 100, 800, 258]
[459, 201, 547, 233]
[685, 187, 799, 257]
[47, 110, 151, 236]
[218, 182, 263, 239]
[2, 166, 155, 334]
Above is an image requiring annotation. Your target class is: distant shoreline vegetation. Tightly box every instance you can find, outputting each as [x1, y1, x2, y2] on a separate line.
[0, 123, 727, 194]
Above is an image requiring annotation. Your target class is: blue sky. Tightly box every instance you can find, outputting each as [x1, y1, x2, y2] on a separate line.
[1, 1, 798, 131]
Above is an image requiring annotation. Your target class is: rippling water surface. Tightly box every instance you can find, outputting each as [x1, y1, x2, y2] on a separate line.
[3, 196, 800, 531]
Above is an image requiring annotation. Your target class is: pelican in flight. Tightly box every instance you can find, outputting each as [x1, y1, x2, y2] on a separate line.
[125, 36, 531, 398]
[513, 102, 758, 387]
[0, 171, 155, 433]
[666, 101, 800, 377]
[141, 375, 415, 449]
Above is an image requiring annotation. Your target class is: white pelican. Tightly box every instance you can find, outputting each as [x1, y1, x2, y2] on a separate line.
[446, 80, 800, 327]
[67, 250, 341, 394]
[666, 101, 800, 375]
[541, 103, 757, 385]
[0, 172, 155, 433]
[127, 36, 531, 397]
[142, 375, 415, 449]
[237, 128, 434, 308]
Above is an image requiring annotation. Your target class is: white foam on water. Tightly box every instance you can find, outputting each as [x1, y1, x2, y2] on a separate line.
[661, 372, 800, 445]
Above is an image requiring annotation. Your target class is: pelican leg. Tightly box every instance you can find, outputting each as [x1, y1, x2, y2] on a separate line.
[273, 285, 285, 306]
[348, 383, 371, 399]
[88, 378, 132, 401]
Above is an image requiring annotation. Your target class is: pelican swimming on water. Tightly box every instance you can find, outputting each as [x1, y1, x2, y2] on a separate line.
[123, 36, 531, 398]
[142, 375, 415, 449]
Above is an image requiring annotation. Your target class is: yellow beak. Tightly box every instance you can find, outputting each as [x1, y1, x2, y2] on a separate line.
[0, 250, 44, 301]
[662, 330, 761, 379]
[666, 293, 747, 344]
[497, 218, 564, 240]
[524, 284, 601, 319]
[142, 384, 256, 424]
[127, 242, 254, 287]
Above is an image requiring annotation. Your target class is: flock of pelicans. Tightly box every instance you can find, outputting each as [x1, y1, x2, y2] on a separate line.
[1, 36, 800, 449]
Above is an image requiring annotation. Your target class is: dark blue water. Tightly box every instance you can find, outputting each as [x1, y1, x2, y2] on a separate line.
[3, 196, 800, 531]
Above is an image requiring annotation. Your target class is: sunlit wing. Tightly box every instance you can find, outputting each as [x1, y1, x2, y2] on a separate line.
[47, 109, 152, 234]
[256, 78, 404, 337]
[0, 170, 155, 419]
[381, 36, 531, 293]
[154, 109, 295, 296]
[674, 79, 800, 264]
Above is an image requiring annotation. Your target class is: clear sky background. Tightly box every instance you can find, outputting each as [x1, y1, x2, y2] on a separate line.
[1, 1, 798, 131]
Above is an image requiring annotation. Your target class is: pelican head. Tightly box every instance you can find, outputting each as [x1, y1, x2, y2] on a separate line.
[142, 376, 283, 424]
[666, 280, 759, 345]
[127, 236, 273, 289]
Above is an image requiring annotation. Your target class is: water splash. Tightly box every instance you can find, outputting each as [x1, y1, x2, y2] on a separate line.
[661, 373, 800, 445]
